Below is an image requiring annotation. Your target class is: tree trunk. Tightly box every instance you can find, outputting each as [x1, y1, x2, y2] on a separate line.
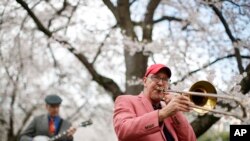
[240, 63, 250, 94]
[125, 52, 148, 94]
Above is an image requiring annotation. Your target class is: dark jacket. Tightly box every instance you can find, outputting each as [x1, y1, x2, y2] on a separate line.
[19, 114, 73, 141]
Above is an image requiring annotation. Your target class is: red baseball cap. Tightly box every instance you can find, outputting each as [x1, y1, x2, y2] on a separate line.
[144, 64, 171, 78]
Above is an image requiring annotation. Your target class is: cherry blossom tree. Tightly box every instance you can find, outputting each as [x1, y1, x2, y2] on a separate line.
[0, 0, 250, 140]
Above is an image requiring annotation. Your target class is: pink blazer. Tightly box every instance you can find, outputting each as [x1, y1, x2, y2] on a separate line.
[113, 93, 196, 141]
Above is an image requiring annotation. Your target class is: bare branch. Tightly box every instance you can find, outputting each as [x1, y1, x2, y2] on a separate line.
[17, 105, 38, 135]
[142, 0, 161, 41]
[222, 0, 250, 8]
[46, 0, 79, 32]
[16, 0, 52, 37]
[19, 0, 42, 31]
[7, 79, 19, 140]
[153, 15, 184, 23]
[210, 5, 235, 42]
[209, 4, 244, 73]
[174, 54, 250, 85]
[64, 0, 80, 34]
[57, 0, 68, 15]
[129, 0, 137, 6]
[116, 0, 137, 38]
[132, 21, 142, 26]
[102, 0, 119, 21]
[92, 25, 117, 64]
[16, 0, 123, 100]
[50, 38, 124, 100]
[240, 63, 250, 94]
[47, 42, 58, 67]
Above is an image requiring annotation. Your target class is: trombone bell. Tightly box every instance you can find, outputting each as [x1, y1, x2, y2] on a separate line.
[189, 81, 217, 115]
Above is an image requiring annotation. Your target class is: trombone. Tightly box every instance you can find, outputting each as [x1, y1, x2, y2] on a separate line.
[160, 81, 247, 119]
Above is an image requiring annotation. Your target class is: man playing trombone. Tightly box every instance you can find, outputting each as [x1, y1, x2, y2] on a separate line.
[113, 64, 196, 141]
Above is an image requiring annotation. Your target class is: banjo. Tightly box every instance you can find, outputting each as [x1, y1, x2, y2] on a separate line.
[33, 119, 93, 141]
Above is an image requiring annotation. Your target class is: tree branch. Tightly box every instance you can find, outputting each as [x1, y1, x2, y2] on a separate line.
[92, 25, 117, 64]
[240, 63, 250, 94]
[64, 0, 80, 34]
[16, 0, 123, 100]
[174, 54, 250, 84]
[102, 0, 119, 22]
[210, 4, 244, 73]
[222, 0, 250, 8]
[116, 0, 137, 38]
[129, 0, 137, 6]
[153, 15, 184, 24]
[16, 105, 38, 136]
[57, 0, 68, 15]
[142, 0, 160, 41]
[16, 0, 52, 37]
[47, 42, 58, 67]
[70, 48, 123, 100]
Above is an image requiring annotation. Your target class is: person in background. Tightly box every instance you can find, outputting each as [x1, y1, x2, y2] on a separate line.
[113, 64, 196, 141]
[20, 94, 76, 141]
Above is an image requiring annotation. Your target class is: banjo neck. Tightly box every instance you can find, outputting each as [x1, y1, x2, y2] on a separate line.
[48, 119, 93, 141]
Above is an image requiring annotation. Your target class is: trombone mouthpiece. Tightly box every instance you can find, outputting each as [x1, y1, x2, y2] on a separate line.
[156, 87, 166, 92]
[156, 87, 167, 93]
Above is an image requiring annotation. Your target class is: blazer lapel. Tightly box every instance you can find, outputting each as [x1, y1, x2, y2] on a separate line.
[160, 101, 178, 140]
[43, 114, 50, 136]
[58, 118, 64, 133]
[138, 93, 154, 112]
[164, 118, 178, 140]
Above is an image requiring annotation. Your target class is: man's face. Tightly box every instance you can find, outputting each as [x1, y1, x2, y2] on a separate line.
[46, 104, 60, 117]
[143, 70, 170, 103]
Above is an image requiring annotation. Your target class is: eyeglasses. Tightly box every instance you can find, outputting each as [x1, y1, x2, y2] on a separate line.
[148, 75, 171, 84]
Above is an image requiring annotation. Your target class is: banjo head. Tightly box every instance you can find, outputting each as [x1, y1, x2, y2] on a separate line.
[33, 136, 50, 141]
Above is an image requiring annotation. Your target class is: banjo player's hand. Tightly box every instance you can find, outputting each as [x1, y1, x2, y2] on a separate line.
[67, 126, 76, 137]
